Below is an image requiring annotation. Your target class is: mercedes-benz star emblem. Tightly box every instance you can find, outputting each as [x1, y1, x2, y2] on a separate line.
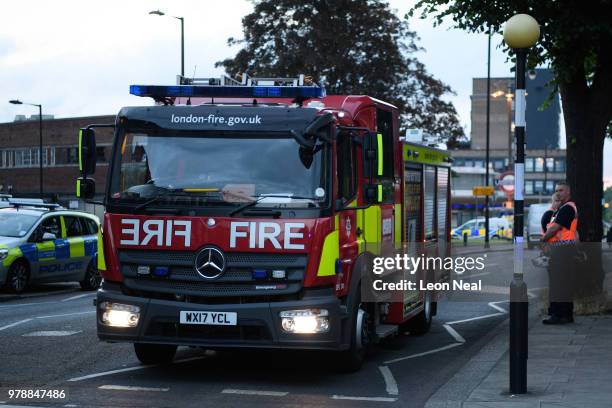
[194, 247, 226, 279]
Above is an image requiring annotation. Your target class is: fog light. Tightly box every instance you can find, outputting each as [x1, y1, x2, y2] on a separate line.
[100, 302, 140, 328]
[271, 269, 286, 279]
[153, 266, 169, 277]
[137, 265, 150, 275]
[252, 269, 268, 279]
[280, 309, 329, 334]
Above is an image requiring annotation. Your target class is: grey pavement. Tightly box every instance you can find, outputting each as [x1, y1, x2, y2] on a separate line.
[426, 312, 612, 408]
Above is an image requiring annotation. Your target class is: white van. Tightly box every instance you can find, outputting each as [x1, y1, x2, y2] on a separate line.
[526, 203, 550, 249]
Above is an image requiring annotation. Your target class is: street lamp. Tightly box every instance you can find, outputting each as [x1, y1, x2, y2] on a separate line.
[149, 9, 185, 79]
[503, 13, 540, 395]
[9, 99, 43, 199]
[485, 29, 492, 249]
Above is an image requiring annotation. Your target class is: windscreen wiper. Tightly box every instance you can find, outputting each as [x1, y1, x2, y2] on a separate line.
[229, 194, 319, 217]
[132, 188, 222, 212]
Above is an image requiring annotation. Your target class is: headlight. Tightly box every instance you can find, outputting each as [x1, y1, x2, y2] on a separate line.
[280, 309, 329, 334]
[99, 302, 140, 328]
[0, 248, 8, 261]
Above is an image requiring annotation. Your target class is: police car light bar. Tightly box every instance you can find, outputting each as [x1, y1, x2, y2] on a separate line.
[130, 84, 326, 99]
[8, 198, 61, 210]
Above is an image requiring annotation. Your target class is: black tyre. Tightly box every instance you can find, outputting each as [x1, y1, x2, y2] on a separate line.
[134, 343, 177, 365]
[79, 261, 101, 291]
[337, 292, 371, 372]
[404, 290, 433, 335]
[5, 260, 29, 294]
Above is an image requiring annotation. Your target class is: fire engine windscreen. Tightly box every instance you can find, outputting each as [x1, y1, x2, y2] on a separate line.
[109, 132, 328, 208]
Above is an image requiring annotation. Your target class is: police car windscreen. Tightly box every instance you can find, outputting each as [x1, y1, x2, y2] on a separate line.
[0, 212, 39, 237]
[110, 133, 327, 207]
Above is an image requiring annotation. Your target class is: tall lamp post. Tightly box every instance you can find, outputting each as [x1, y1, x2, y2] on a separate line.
[485, 29, 492, 249]
[149, 10, 185, 79]
[503, 14, 540, 394]
[8, 100, 43, 198]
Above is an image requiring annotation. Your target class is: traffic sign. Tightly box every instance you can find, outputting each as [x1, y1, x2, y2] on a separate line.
[473, 186, 494, 196]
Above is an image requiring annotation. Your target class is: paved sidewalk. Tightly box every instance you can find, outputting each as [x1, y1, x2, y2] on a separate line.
[427, 314, 612, 408]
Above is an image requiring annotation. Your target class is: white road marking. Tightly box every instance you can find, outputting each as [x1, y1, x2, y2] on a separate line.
[445, 312, 505, 325]
[384, 342, 463, 364]
[465, 271, 490, 278]
[0, 318, 32, 331]
[99, 385, 169, 392]
[67, 356, 206, 382]
[0, 301, 57, 309]
[62, 293, 93, 302]
[331, 395, 397, 402]
[222, 389, 288, 397]
[443, 324, 466, 343]
[377, 366, 399, 395]
[23, 330, 82, 337]
[488, 301, 508, 313]
[36, 311, 95, 319]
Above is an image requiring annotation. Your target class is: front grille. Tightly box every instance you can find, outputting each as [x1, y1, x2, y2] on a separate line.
[146, 321, 271, 342]
[118, 250, 307, 298]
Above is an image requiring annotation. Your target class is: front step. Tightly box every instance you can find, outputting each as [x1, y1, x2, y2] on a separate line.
[375, 324, 398, 341]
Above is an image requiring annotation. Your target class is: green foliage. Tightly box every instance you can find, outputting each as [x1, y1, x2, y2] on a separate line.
[216, 0, 464, 140]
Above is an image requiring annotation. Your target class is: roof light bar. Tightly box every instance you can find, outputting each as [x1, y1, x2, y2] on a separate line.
[130, 84, 326, 99]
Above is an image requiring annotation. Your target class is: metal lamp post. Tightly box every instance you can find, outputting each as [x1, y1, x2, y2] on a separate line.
[503, 13, 540, 394]
[149, 10, 185, 79]
[485, 29, 492, 249]
[9, 99, 43, 198]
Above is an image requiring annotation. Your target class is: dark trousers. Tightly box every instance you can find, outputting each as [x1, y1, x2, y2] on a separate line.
[548, 244, 576, 319]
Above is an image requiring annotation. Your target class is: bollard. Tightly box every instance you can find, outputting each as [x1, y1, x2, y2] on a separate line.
[463, 232, 468, 246]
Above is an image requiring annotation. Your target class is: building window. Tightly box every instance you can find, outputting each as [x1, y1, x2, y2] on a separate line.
[545, 158, 554, 173]
[473, 159, 484, 168]
[545, 180, 554, 193]
[525, 181, 534, 195]
[555, 157, 565, 172]
[454, 158, 465, 166]
[534, 157, 544, 172]
[525, 157, 534, 172]
[493, 159, 505, 171]
[534, 180, 544, 193]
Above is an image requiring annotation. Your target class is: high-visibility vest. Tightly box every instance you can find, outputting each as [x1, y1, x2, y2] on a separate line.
[541, 208, 554, 235]
[546, 201, 578, 242]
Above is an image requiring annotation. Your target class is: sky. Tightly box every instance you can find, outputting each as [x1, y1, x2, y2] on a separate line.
[1, 0, 610, 187]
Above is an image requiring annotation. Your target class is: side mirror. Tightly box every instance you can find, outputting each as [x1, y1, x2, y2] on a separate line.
[362, 132, 382, 179]
[42, 232, 57, 241]
[76, 177, 95, 199]
[79, 128, 97, 175]
[363, 183, 383, 204]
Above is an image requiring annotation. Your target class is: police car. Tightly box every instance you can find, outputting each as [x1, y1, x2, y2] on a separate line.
[0, 200, 100, 293]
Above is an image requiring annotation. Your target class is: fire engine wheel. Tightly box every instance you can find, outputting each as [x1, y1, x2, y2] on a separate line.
[337, 296, 371, 372]
[134, 343, 177, 365]
[79, 261, 101, 291]
[404, 290, 433, 335]
[5, 260, 30, 294]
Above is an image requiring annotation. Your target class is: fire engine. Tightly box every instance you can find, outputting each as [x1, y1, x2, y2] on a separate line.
[76, 74, 452, 371]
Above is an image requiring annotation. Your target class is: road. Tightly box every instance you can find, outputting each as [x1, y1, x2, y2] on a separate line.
[0, 248, 548, 408]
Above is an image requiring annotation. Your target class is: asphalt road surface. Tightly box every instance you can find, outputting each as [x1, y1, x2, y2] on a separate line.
[0, 248, 548, 408]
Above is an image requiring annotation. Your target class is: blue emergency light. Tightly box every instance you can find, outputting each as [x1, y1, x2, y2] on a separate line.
[130, 84, 326, 99]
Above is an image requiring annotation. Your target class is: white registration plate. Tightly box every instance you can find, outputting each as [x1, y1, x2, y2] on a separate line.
[180, 311, 237, 326]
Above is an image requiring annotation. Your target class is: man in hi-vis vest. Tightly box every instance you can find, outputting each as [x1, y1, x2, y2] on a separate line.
[541, 181, 578, 324]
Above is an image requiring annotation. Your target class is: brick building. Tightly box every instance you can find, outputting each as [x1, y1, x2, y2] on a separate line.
[0, 115, 115, 201]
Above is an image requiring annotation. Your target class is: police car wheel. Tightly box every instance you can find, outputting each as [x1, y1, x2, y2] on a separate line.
[134, 343, 177, 365]
[6, 260, 29, 294]
[79, 262, 101, 291]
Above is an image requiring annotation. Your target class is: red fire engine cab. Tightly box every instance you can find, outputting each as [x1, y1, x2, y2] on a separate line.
[76, 75, 452, 371]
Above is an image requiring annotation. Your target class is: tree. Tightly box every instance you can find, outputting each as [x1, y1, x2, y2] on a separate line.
[216, 0, 464, 141]
[411, 0, 612, 309]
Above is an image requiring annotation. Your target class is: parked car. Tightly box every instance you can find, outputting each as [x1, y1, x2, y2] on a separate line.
[0, 200, 100, 293]
[452, 217, 511, 240]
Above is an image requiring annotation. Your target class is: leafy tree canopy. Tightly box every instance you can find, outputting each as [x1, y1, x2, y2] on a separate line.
[410, 0, 612, 138]
[217, 0, 465, 141]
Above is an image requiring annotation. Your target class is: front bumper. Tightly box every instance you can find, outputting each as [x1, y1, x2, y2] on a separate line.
[96, 282, 349, 351]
